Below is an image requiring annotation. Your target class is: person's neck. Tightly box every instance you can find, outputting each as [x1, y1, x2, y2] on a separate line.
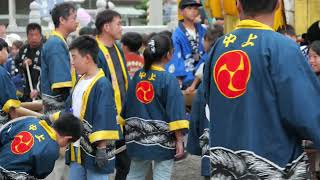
[153, 62, 165, 69]
[241, 13, 275, 28]
[83, 65, 99, 79]
[183, 20, 195, 30]
[97, 33, 115, 48]
[55, 27, 69, 39]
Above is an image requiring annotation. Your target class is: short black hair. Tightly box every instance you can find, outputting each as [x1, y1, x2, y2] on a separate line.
[26, 23, 42, 35]
[0, 38, 8, 52]
[307, 21, 320, 44]
[52, 113, 83, 142]
[121, 32, 143, 53]
[12, 40, 24, 49]
[95, 9, 121, 34]
[69, 35, 99, 64]
[51, 2, 76, 28]
[277, 24, 296, 37]
[79, 26, 96, 36]
[239, 0, 278, 16]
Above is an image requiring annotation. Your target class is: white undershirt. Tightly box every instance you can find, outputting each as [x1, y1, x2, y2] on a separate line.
[186, 28, 197, 40]
[72, 76, 95, 147]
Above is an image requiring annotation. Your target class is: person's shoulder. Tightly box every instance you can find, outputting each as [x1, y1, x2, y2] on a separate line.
[44, 36, 65, 48]
[96, 74, 113, 89]
[0, 65, 9, 76]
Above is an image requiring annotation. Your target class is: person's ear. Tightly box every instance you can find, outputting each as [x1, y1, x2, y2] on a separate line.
[103, 23, 110, 32]
[59, 17, 66, 26]
[64, 136, 73, 143]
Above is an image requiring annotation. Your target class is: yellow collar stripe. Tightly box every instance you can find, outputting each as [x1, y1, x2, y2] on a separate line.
[39, 120, 57, 141]
[96, 36, 128, 114]
[79, 69, 105, 120]
[51, 31, 67, 45]
[235, 20, 274, 31]
[151, 65, 165, 71]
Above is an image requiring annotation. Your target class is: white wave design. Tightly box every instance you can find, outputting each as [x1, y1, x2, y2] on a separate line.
[207, 147, 309, 180]
[125, 117, 176, 149]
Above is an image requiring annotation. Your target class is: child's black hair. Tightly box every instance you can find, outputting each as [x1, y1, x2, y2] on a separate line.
[0, 38, 8, 52]
[51, 2, 76, 28]
[205, 24, 224, 47]
[121, 32, 143, 53]
[143, 34, 172, 71]
[52, 113, 83, 142]
[79, 26, 96, 36]
[239, 0, 278, 17]
[69, 35, 99, 64]
[309, 41, 320, 56]
[277, 24, 296, 37]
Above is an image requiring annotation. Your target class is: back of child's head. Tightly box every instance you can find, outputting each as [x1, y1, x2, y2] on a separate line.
[205, 24, 224, 46]
[239, 0, 278, 17]
[52, 113, 83, 142]
[143, 34, 172, 71]
[12, 40, 23, 50]
[307, 21, 320, 44]
[79, 26, 96, 36]
[0, 38, 8, 51]
[159, 30, 172, 39]
[310, 41, 320, 56]
[277, 24, 296, 37]
[121, 32, 143, 53]
[51, 2, 76, 28]
[69, 35, 99, 64]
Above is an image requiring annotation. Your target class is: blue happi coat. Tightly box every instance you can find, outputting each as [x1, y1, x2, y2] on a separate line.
[64, 69, 121, 174]
[0, 116, 59, 179]
[186, 84, 210, 177]
[0, 66, 20, 125]
[203, 20, 320, 179]
[41, 31, 73, 114]
[167, 22, 206, 86]
[121, 65, 189, 160]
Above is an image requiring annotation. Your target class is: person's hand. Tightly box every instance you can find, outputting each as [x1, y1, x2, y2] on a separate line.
[175, 139, 184, 159]
[185, 86, 196, 94]
[95, 147, 108, 168]
[23, 58, 32, 67]
[30, 90, 39, 99]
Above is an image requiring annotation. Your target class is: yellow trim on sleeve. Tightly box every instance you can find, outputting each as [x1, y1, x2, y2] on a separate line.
[117, 116, 126, 126]
[51, 81, 73, 90]
[2, 99, 21, 113]
[89, 130, 120, 143]
[235, 20, 274, 31]
[168, 120, 189, 131]
[39, 120, 57, 141]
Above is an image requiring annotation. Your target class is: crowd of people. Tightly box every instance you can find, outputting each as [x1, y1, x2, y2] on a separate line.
[1, 0, 320, 179]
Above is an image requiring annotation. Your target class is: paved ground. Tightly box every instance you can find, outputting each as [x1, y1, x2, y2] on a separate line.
[109, 154, 202, 180]
[172, 155, 202, 180]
